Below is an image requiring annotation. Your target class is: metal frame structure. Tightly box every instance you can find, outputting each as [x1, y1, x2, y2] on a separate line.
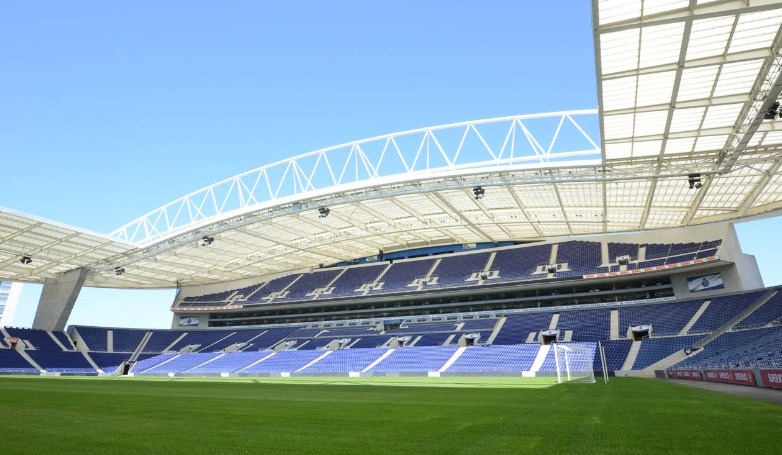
[3, 0, 782, 289]
[110, 111, 601, 245]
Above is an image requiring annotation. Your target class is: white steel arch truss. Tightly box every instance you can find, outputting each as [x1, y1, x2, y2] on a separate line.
[111, 111, 601, 246]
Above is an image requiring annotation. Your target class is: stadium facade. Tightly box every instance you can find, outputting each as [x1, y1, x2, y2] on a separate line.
[0, 281, 21, 326]
[3, 0, 782, 386]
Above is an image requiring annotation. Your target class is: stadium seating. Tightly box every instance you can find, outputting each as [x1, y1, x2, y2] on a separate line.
[7, 280, 782, 377]
[143, 330, 185, 353]
[88, 352, 132, 373]
[556, 241, 601, 277]
[632, 335, 702, 370]
[735, 291, 782, 329]
[675, 327, 782, 369]
[141, 353, 222, 374]
[618, 300, 703, 336]
[597, 339, 632, 371]
[0, 349, 39, 373]
[186, 351, 273, 374]
[686, 291, 765, 333]
[279, 269, 341, 301]
[537, 342, 597, 372]
[5, 327, 69, 352]
[238, 350, 324, 374]
[372, 259, 437, 294]
[298, 348, 386, 374]
[111, 328, 148, 352]
[176, 239, 725, 307]
[73, 326, 109, 351]
[460, 318, 498, 331]
[556, 308, 611, 341]
[492, 313, 552, 345]
[446, 344, 539, 373]
[369, 346, 458, 373]
[432, 252, 491, 287]
[491, 244, 550, 282]
[325, 264, 386, 298]
[246, 274, 301, 303]
[26, 350, 96, 374]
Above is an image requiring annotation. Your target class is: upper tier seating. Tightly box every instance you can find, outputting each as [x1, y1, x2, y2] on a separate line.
[325, 264, 386, 298]
[433, 252, 491, 287]
[178, 239, 724, 306]
[491, 244, 551, 282]
[372, 259, 437, 294]
[607, 242, 638, 263]
[246, 274, 301, 303]
[279, 269, 341, 301]
[556, 241, 601, 277]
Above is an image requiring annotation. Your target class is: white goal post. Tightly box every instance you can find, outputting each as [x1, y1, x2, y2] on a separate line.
[553, 342, 604, 384]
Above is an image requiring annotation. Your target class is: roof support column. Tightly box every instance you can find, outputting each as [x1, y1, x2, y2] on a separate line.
[32, 268, 87, 331]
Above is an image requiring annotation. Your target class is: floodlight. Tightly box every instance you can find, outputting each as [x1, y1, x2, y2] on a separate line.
[115, 267, 125, 276]
[201, 236, 215, 246]
[687, 174, 702, 190]
[20, 256, 32, 265]
[765, 101, 780, 120]
[318, 207, 330, 218]
[472, 186, 485, 200]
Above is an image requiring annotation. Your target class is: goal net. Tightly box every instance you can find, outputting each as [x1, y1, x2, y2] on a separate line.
[552, 343, 596, 384]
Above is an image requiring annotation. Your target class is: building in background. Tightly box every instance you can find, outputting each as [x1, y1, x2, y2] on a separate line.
[0, 281, 22, 326]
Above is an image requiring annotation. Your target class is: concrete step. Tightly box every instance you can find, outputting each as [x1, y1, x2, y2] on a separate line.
[621, 340, 642, 370]
[530, 345, 550, 372]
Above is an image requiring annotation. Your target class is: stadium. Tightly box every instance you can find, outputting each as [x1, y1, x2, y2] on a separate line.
[3, 1, 782, 453]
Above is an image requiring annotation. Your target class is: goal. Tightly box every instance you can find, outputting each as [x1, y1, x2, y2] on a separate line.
[552, 343, 597, 384]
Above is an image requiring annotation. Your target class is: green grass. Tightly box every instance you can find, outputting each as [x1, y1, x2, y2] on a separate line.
[1, 376, 781, 454]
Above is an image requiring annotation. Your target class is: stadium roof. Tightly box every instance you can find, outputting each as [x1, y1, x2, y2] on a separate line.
[3, 0, 782, 289]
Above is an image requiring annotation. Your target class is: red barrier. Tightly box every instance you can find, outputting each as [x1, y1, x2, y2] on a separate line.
[666, 370, 675, 379]
[673, 369, 702, 380]
[759, 369, 782, 389]
[703, 369, 756, 386]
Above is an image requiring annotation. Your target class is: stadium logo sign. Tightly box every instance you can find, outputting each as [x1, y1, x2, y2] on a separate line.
[687, 273, 724, 292]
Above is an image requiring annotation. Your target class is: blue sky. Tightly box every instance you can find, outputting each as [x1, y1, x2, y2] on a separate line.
[2, 1, 780, 329]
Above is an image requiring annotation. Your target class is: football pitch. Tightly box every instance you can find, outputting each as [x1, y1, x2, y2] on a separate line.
[1, 376, 781, 454]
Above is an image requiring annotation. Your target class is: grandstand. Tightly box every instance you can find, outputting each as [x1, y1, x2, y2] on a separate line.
[0, 0, 782, 398]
